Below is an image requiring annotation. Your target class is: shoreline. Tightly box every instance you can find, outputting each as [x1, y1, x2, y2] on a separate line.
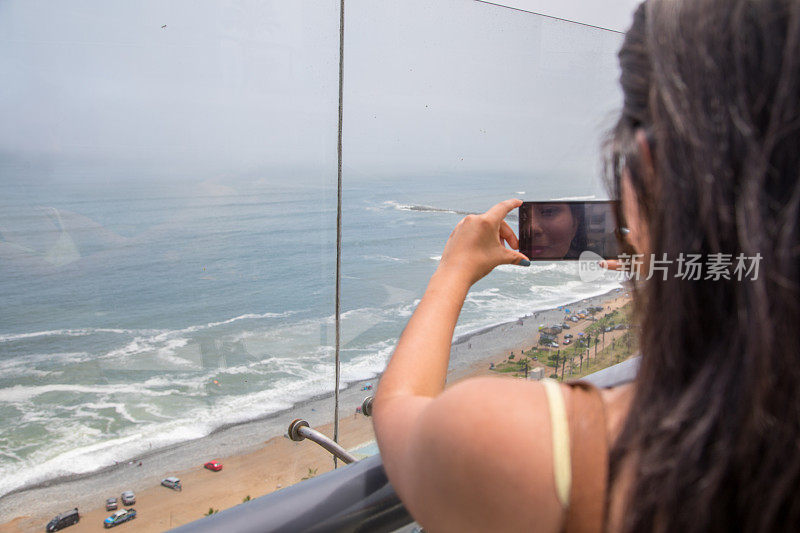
[0, 286, 629, 530]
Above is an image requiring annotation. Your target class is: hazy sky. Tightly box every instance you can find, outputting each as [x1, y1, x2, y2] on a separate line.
[489, 0, 643, 32]
[0, 1, 630, 189]
[0, 1, 341, 178]
[345, 0, 623, 190]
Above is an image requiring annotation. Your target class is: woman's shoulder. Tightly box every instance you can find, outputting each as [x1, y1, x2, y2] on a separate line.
[403, 376, 565, 532]
[404, 376, 633, 532]
[596, 381, 635, 443]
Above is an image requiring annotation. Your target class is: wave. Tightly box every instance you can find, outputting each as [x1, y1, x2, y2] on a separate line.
[380, 200, 519, 220]
[0, 275, 623, 499]
[176, 311, 295, 334]
[339, 340, 395, 382]
[0, 340, 395, 499]
[0, 383, 185, 404]
[65, 401, 140, 424]
[381, 200, 488, 216]
[1, 311, 299, 367]
[0, 328, 150, 343]
[454, 267, 622, 338]
[382, 200, 470, 215]
[361, 254, 409, 263]
[109, 310, 296, 354]
[0, 352, 92, 374]
[0, 311, 294, 349]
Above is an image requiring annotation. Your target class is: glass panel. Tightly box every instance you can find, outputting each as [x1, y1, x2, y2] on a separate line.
[0, 1, 341, 528]
[479, 0, 642, 32]
[342, 0, 631, 473]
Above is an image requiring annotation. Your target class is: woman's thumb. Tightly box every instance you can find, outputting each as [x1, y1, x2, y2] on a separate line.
[504, 249, 530, 266]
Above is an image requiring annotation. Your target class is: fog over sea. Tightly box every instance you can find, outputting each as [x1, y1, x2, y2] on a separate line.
[0, 170, 621, 498]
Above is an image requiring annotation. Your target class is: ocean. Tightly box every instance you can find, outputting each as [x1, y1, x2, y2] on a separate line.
[0, 171, 621, 498]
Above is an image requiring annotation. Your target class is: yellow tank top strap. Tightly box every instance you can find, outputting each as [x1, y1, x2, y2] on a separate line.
[541, 377, 571, 508]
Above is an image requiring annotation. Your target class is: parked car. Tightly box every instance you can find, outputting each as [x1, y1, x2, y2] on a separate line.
[103, 509, 136, 528]
[570, 316, 579, 322]
[561, 323, 570, 329]
[615, 324, 626, 330]
[105, 498, 118, 511]
[46, 508, 80, 532]
[161, 477, 182, 491]
[604, 326, 613, 332]
[563, 339, 572, 345]
[549, 342, 559, 348]
[120, 491, 135, 506]
[564, 334, 573, 339]
[204, 460, 223, 472]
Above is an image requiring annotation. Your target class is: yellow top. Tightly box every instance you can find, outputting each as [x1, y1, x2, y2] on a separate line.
[541, 377, 571, 508]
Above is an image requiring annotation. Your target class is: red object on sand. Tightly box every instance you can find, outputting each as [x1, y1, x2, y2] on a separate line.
[204, 460, 223, 471]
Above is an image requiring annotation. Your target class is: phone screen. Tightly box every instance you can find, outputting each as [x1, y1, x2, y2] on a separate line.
[518, 201, 620, 260]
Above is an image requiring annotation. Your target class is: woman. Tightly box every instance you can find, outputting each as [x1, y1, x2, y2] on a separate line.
[373, 0, 800, 532]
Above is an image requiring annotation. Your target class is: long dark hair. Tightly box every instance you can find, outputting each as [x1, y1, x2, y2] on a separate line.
[605, 1, 800, 531]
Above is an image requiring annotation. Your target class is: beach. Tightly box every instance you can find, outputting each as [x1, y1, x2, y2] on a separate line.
[0, 288, 632, 532]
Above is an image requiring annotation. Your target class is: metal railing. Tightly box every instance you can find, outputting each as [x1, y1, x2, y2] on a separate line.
[288, 419, 359, 465]
[170, 357, 639, 533]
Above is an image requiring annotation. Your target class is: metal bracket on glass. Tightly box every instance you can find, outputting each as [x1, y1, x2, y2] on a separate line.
[287, 419, 358, 464]
[362, 395, 374, 417]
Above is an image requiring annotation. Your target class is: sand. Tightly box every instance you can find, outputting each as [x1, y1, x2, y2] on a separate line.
[0, 288, 632, 533]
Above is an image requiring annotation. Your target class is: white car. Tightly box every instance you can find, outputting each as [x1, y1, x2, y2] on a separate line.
[161, 477, 182, 491]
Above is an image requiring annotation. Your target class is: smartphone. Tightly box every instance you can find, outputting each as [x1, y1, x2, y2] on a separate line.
[518, 200, 620, 260]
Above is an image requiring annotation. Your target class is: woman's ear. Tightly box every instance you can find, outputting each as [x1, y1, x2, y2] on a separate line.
[620, 169, 649, 256]
[635, 128, 656, 182]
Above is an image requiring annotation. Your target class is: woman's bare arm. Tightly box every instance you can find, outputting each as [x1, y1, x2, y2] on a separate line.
[372, 200, 564, 531]
[374, 266, 471, 402]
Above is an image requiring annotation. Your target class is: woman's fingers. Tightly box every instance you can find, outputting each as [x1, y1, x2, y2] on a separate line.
[485, 199, 522, 250]
[438, 199, 531, 285]
[508, 249, 530, 265]
[499, 220, 519, 250]
[599, 259, 625, 271]
[484, 198, 523, 224]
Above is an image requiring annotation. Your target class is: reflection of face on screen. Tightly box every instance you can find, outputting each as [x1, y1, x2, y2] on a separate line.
[519, 201, 620, 260]
[523, 203, 580, 259]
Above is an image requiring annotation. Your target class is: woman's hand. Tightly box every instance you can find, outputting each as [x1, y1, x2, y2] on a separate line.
[437, 198, 530, 287]
[599, 259, 623, 270]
